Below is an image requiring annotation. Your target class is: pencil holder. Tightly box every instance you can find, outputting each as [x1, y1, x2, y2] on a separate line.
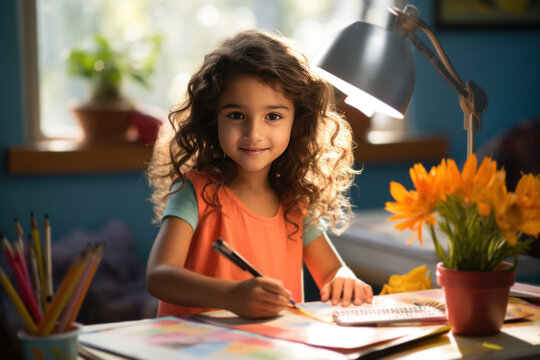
[17, 323, 81, 360]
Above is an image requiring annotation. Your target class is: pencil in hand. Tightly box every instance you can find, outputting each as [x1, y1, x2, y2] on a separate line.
[212, 238, 263, 277]
[212, 238, 297, 307]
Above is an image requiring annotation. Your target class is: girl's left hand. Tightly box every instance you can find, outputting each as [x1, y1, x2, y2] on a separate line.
[320, 267, 373, 306]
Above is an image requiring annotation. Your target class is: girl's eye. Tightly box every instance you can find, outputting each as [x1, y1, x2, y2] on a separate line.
[266, 113, 282, 121]
[227, 112, 245, 120]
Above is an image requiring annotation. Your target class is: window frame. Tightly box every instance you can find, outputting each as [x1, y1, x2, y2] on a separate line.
[20, 0, 43, 142]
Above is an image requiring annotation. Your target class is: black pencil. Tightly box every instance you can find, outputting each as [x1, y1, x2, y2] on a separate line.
[212, 238, 297, 307]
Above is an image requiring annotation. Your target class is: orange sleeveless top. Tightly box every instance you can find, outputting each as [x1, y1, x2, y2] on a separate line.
[157, 170, 304, 317]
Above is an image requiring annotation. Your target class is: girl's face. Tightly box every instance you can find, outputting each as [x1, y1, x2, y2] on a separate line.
[217, 74, 294, 177]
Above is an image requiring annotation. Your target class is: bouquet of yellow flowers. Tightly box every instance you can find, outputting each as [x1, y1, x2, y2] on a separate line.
[385, 154, 540, 271]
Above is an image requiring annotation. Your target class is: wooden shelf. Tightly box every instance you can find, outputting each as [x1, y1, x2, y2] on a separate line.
[7, 141, 154, 175]
[6, 134, 448, 175]
[354, 134, 448, 164]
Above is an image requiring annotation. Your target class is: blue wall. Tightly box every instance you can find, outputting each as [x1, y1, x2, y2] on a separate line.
[1, 0, 539, 263]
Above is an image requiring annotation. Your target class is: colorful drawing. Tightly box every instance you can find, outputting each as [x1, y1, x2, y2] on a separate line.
[79, 317, 347, 359]
[195, 304, 423, 350]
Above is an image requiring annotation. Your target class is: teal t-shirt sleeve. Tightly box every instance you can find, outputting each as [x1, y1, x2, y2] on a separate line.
[302, 216, 326, 247]
[162, 179, 199, 231]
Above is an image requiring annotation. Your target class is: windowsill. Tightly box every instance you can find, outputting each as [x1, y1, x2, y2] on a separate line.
[7, 140, 154, 175]
[6, 133, 448, 175]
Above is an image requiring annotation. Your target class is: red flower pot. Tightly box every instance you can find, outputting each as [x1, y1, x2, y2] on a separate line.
[436, 262, 515, 336]
[71, 101, 134, 143]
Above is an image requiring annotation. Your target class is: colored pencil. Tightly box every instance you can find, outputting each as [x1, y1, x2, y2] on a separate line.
[1, 235, 24, 292]
[57, 244, 103, 333]
[30, 213, 47, 311]
[0, 267, 38, 334]
[37, 252, 87, 335]
[66, 243, 103, 332]
[2, 215, 104, 337]
[1, 237, 42, 323]
[13, 219, 32, 302]
[14, 219, 25, 251]
[11, 240, 38, 319]
[55, 247, 94, 333]
[13, 241, 32, 294]
[43, 214, 53, 311]
[27, 239, 43, 315]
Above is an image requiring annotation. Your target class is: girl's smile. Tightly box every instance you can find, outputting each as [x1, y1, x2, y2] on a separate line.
[217, 74, 295, 176]
[239, 147, 268, 156]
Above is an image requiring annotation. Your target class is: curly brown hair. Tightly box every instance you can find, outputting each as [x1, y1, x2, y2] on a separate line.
[147, 29, 358, 235]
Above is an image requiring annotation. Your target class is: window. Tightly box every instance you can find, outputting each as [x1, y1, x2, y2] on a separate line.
[24, 0, 402, 141]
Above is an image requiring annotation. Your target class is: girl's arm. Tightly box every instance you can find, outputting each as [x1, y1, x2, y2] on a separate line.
[146, 217, 292, 318]
[303, 233, 373, 306]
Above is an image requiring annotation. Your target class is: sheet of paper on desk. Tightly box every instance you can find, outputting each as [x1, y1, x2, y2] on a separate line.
[194, 300, 443, 350]
[78, 316, 348, 360]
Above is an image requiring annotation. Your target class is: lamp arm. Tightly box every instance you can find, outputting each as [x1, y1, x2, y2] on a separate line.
[411, 22, 488, 128]
[390, 6, 467, 97]
[390, 5, 488, 157]
[416, 24, 467, 93]
[406, 29, 468, 98]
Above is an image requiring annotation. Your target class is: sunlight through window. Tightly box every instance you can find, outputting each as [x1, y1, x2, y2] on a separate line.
[33, 0, 399, 139]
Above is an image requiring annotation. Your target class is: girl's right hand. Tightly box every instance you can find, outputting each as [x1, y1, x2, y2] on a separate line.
[227, 277, 292, 318]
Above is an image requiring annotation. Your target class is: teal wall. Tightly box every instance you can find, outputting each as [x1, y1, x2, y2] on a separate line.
[1, 0, 539, 263]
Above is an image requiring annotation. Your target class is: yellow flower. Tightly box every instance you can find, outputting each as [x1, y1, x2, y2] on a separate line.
[386, 154, 540, 270]
[484, 173, 540, 245]
[439, 159, 462, 197]
[385, 163, 439, 245]
[513, 174, 540, 238]
[515, 173, 540, 210]
[459, 154, 501, 215]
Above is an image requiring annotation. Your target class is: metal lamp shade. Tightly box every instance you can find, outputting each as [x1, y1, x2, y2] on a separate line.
[312, 21, 415, 119]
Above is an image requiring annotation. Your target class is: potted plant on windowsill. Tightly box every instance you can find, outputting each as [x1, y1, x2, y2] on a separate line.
[385, 154, 540, 336]
[67, 34, 162, 143]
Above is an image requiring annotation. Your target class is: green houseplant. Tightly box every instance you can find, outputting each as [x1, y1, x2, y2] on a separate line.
[67, 35, 161, 142]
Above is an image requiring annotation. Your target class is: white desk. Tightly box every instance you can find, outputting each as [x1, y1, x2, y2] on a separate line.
[374, 318, 540, 360]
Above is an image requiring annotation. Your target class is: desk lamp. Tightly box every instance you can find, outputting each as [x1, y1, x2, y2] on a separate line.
[312, 4, 488, 158]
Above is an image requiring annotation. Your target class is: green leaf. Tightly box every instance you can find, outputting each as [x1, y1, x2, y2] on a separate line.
[429, 224, 449, 267]
[66, 33, 162, 101]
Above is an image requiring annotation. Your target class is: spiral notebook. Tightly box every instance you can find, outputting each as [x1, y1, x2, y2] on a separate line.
[332, 305, 447, 326]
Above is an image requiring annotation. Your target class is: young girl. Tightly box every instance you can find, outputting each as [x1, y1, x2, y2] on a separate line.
[146, 30, 372, 319]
